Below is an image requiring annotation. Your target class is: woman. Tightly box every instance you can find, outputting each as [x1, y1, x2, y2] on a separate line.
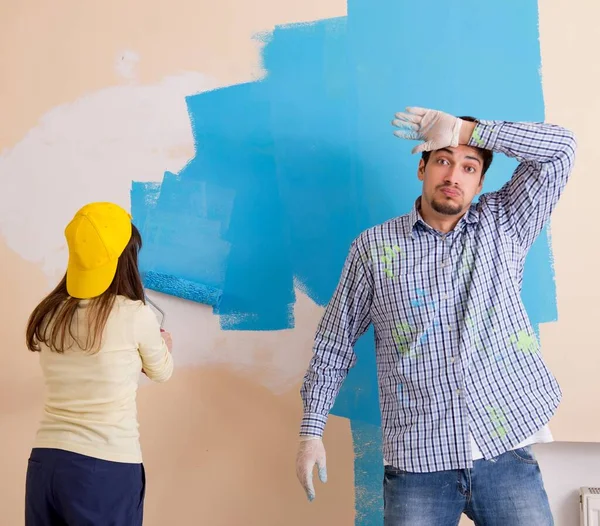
[24, 201, 174, 525]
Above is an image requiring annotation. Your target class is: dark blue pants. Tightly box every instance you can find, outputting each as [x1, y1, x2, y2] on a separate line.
[25, 448, 145, 526]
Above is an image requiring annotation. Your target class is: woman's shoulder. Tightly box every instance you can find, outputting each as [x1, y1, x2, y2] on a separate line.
[113, 295, 158, 322]
[114, 295, 145, 308]
[112, 296, 163, 336]
[112, 295, 151, 319]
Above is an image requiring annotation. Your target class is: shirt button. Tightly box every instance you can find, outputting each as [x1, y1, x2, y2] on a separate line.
[441, 293, 448, 300]
[456, 388, 462, 395]
[450, 357, 456, 363]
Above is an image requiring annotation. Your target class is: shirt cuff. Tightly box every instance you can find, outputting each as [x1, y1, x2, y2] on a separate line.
[468, 119, 504, 151]
[299, 413, 328, 437]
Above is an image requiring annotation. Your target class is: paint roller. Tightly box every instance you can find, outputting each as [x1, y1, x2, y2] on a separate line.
[142, 295, 167, 379]
[142, 270, 223, 309]
[145, 295, 166, 330]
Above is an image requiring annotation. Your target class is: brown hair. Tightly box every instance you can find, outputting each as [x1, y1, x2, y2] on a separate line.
[26, 224, 145, 354]
[421, 116, 494, 176]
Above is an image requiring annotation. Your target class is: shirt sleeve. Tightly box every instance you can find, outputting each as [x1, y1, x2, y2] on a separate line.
[472, 119, 577, 250]
[135, 304, 174, 383]
[299, 236, 374, 437]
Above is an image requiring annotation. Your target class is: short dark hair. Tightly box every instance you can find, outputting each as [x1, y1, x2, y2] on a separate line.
[421, 116, 493, 175]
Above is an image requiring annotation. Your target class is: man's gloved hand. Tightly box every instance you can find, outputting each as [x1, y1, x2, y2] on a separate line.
[296, 436, 327, 502]
[392, 107, 463, 154]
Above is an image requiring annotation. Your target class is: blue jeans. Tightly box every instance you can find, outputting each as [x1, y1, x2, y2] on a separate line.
[384, 446, 553, 526]
[25, 448, 145, 526]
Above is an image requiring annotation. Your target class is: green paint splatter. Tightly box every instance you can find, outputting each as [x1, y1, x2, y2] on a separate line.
[383, 245, 402, 258]
[486, 406, 508, 438]
[509, 330, 539, 354]
[472, 127, 485, 147]
[392, 322, 419, 358]
[370, 244, 404, 279]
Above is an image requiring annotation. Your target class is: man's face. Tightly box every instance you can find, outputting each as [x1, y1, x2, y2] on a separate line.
[418, 146, 485, 217]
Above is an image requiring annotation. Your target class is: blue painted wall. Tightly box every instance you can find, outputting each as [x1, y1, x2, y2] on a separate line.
[131, 1, 552, 523]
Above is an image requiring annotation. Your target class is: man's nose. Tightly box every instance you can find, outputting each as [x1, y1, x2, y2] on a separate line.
[444, 166, 461, 184]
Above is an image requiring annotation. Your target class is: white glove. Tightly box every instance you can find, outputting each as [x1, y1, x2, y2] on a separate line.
[296, 436, 327, 501]
[392, 107, 463, 154]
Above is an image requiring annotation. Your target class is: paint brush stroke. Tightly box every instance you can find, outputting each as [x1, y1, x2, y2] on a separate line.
[131, 0, 552, 523]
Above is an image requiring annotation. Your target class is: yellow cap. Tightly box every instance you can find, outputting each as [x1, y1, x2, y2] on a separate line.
[64, 202, 132, 299]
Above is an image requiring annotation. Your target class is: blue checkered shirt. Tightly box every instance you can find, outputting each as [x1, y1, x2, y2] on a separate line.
[300, 119, 576, 472]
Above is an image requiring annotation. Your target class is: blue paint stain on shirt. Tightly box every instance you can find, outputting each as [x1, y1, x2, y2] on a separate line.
[131, 0, 551, 523]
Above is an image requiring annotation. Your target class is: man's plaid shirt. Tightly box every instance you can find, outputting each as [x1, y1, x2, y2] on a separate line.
[300, 119, 576, 471]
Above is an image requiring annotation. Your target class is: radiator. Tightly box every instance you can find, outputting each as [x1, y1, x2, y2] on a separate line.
[580, 487, 600, 526]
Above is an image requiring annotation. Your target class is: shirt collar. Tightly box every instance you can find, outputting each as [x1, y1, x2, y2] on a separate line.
[406, 197, 480, 238]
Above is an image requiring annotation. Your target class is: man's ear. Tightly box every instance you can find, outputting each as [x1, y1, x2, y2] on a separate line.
[418, 159, 426, 182]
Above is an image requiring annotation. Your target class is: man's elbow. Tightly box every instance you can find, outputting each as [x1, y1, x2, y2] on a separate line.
[563, 128, 577, 152]
[556, 128, 577, 172]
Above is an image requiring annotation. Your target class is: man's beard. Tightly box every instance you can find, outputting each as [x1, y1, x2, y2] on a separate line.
[431, 197, 463, 216]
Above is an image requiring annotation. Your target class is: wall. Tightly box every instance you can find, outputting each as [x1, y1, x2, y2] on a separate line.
[1, 1, 599, 525]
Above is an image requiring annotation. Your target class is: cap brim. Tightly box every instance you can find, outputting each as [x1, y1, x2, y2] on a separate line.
[66, 258, 119, 299]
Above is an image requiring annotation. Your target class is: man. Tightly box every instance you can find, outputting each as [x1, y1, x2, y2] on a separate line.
[295, 107, 576, 525]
